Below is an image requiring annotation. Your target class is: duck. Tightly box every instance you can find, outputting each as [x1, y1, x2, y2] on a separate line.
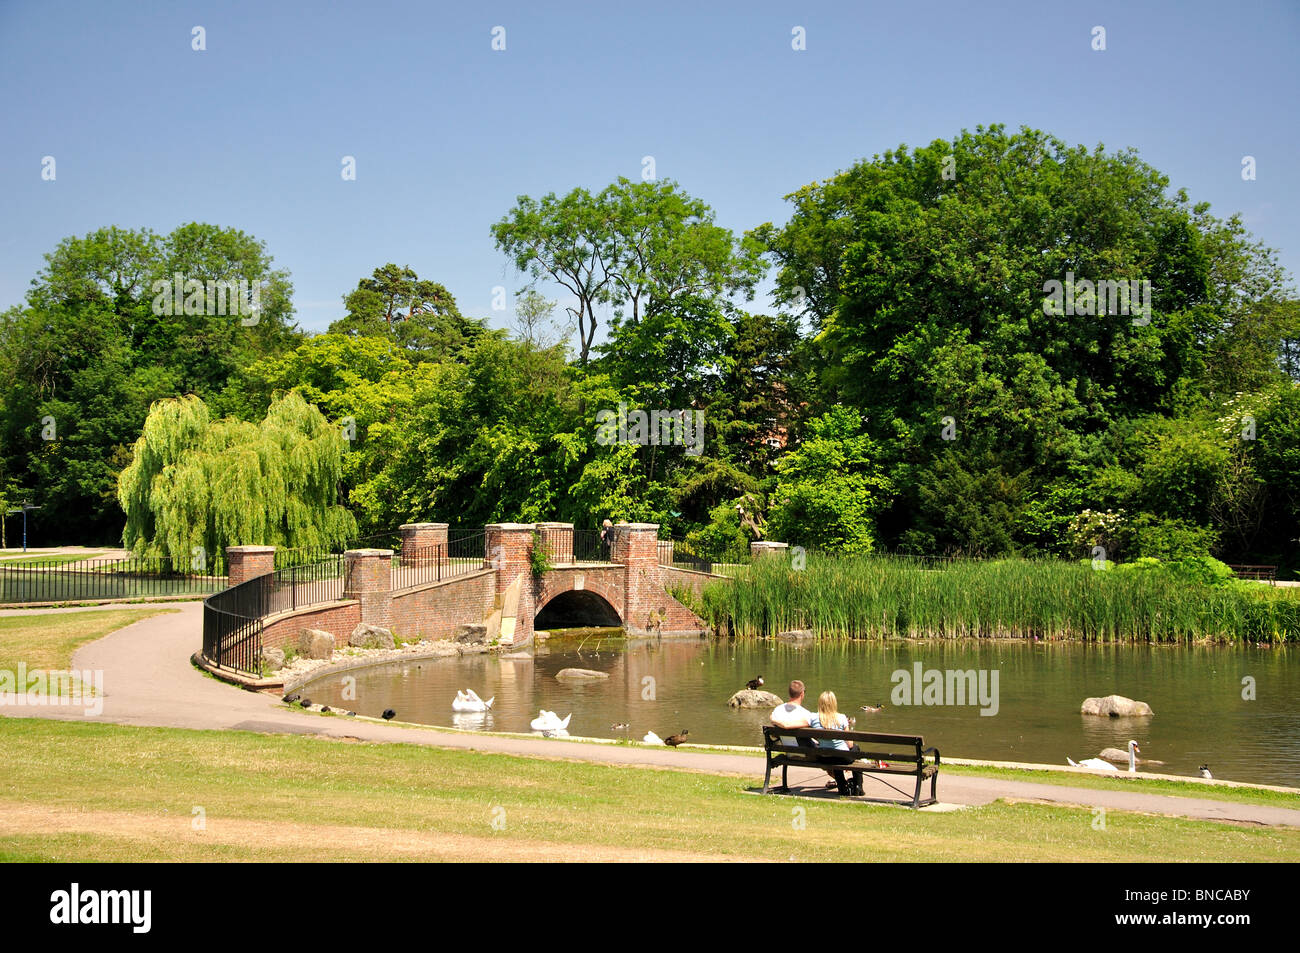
[610, 722, 630, 731]
[859, 703, 885, 713]
[282, 694, 300, 704]
[745, 676, 765, 691]
[530, 710, 572, 733]
[299, 698, 312, 708]
[345, 711, 356, 717]
[452, 689, 495, 712]
[642, 731, 664, 745]
[381, 708, 396, 720]
[664, 730, 690, 747]
[320, 705, 331, 713]
[1200, 764, 1213, 780]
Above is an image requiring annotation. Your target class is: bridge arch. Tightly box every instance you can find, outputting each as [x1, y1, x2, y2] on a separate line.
[534, 588, 622, 629]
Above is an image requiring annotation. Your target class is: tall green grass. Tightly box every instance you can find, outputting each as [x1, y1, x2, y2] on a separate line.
[692, 555, 1300, 643]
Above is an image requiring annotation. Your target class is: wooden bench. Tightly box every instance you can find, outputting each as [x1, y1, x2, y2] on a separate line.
[762, 726, 940, 808]
[1227, 564, 1278, 584]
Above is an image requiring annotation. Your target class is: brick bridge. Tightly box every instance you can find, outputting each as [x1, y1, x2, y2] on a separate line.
[224, 522, 745, 655]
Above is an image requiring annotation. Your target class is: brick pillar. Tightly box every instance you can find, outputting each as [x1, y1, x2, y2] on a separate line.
[751, 540, 789, 559]
[484, 523, 538, 645]
[611, 523, 663, 636]
[226, 545, 275, 587]
[535, 522, 574, 565]
[344, 549, 393, 629]
[400, 522, 447, 566]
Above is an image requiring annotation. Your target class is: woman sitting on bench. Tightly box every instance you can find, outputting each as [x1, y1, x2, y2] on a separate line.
[809, 691, 864, 797]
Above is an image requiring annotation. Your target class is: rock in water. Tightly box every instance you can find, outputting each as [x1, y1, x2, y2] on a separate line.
[1081, 694, 1154, 717]
[349, 623, 395, 650]
[728, 689, 784, 709]
[555, 668, 609, 680]
[775, 629, 815, 642]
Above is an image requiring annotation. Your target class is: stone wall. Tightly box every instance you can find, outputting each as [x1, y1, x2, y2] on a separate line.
[390, 570, 496, 641]
[261, 600, 362, 652]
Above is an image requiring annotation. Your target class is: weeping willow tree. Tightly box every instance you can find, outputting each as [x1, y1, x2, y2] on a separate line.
[118, 392, 357, 565]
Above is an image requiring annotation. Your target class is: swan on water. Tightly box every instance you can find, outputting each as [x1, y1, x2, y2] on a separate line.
[1071, 740, 1143, 773]
[1067, 756, 1119, 771]
[1200, 764, 1213, 780]
[452, 689, 495, 712]
[530, 709, 571, 733]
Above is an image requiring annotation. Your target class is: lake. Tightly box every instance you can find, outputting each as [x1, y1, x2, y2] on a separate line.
[299, 632, 1300, 786]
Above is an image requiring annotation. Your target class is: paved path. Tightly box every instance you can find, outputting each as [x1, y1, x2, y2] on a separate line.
[5, 603, 1300, 828]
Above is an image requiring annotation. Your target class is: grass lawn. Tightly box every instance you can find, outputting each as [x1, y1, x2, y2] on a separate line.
[0, 718, 1296, 862]
[0, 551, 108, 567]
[941, 763, 1300, 809]
[0, 607, 178, 677]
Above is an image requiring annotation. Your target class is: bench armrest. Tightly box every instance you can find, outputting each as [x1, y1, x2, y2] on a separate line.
[922, 746, 941, 766]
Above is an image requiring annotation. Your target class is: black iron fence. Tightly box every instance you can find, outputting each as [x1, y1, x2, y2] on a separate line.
[202, 574, 267, 674]
[392, 530, 487, 590]
[534, 527, 611, 565]
[0, 554, 228, 605]
[657, 540, 752, 574]
[201, 554, 344, 674]
[266, 555, 345, 614]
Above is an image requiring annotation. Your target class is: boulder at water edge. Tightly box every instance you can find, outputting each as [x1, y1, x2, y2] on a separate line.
[453, 623, 488, 644]
[728, 689, 784, 709]
[555, 668, 609, 680]
[775, 629, 815, 642]
[1081, 694, 1154, 717]
[300, 629, 335, 660]
[260, 646, 285, 672]
[349, 623, 395, 649]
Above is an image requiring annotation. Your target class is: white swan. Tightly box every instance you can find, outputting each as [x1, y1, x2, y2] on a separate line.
[1067, 756, 1120, 771]
[530, 709, 571, 733]
[452, 689, 494, 712]
[1106, 739, 1141, 773]
[1069, 740, 1142, 773]
[643, 731, 664, 745]
[1200, 764, 1213, 780]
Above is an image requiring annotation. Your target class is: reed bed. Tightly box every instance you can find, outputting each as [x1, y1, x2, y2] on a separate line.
[694, 555, 1300, 643]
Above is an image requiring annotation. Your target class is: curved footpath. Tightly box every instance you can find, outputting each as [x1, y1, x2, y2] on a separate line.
[4, 602, 1300, 828]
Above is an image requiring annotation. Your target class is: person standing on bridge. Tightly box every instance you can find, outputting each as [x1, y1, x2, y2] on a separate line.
[599, 519, 614, 560]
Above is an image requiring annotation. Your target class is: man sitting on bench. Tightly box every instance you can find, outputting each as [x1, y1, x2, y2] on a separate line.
[770, 679, 813, 730]
[769, 680, 861, 797]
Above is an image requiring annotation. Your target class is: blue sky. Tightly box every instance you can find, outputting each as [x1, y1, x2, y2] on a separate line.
[2, 0, 1297, 334]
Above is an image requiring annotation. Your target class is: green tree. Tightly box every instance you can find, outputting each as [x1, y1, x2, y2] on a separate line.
[766, 407, 890, 553]
[329, 264, 483, 360]
[118, 393, 356, 562]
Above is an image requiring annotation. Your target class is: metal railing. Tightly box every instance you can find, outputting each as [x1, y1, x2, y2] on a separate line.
[266, 555, 345, 614]
[202, 574, 268, 674]
[657, 540, 752, 574]
[392, 530, 488, 591]
[201, 554, 344, 674]
[0, 554, 228, 605]
[534, 527, 611, 566]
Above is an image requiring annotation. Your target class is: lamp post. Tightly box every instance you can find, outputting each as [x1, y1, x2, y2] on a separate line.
[4, 503, 40, 552]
